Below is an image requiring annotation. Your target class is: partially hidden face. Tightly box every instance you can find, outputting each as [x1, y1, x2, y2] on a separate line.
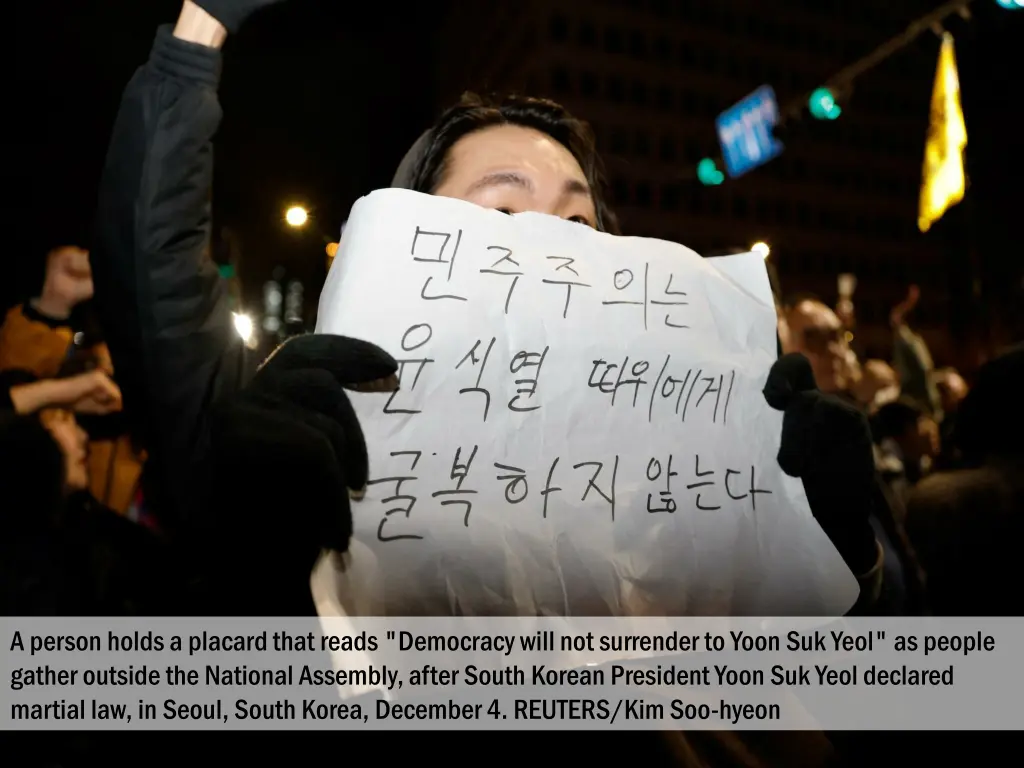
[40, 408, 89, 492]
[786, 300, 849, 394]
[433, 125, 597, 229]
[49, 246, 94, 304]
[911, 415, 941, 460]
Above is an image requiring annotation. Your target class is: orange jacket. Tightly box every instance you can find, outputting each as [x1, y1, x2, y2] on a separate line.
[0, 304, 145, 514]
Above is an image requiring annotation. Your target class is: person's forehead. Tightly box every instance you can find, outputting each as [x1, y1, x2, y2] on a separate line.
[866, 360, 895, 376]
[447, 124, 588, 185]
[792, 300, 841, 329]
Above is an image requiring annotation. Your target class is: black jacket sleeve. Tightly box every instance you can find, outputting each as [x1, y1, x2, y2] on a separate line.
[91, 26, 253, 532]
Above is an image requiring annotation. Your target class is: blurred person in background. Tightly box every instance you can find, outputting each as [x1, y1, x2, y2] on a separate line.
[888, 285, 972, 473]
[889, 285, 942, 419]
[780, 287, 927, 616]
[783, 295, 854, 397]
[933, 366, 969, 469]
[937, 368, 966, 421]
[850, 359, 900, 412]
[906, 345, 1023, 616]
[0, 367, 175, 615]
[871, 398, 941, 498]
[934, 367, 968, 415]
[775, 299, 792, 356]
[0, 245, 147, 517]
[859, 395, 939, 618]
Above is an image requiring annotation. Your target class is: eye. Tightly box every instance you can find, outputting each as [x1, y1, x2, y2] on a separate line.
[568, 215, 594, 228]
[497, 207, 515, 216]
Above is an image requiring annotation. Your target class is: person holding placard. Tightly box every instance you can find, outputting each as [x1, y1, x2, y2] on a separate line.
[89, 0, 885, 617]
[75, 2, 893, 764]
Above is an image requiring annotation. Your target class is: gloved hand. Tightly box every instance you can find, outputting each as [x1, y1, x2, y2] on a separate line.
[763, 354, 879, 577]
[189, 0, 288, 35]
[195, 334, 397, 615]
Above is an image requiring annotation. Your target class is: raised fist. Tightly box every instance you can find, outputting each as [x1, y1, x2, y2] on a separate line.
[890, 285, 920, 328]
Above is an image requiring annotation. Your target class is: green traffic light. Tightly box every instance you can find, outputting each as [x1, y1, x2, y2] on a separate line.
[809, 87, 842, 120]
[995, 1, 1021, 10]
[697, 158, 724, 186]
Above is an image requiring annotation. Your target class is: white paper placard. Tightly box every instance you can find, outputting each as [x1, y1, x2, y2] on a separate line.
[314, 189, 857, 621]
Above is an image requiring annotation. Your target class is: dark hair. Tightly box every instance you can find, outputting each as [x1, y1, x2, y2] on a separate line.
[871, 397, 927, 443]
[407, 93, 620, 234]
[953, 343, 1023, 461]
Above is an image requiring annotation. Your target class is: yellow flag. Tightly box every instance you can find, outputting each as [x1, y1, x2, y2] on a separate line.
[918, 33, 967, 233]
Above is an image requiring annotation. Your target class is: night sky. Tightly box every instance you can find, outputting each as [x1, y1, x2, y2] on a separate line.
[11, 0, 1022, 344]
[12, 0, 445, 309]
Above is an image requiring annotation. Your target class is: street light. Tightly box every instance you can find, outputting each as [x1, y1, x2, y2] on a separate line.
[285, 205, 308, 228]
[751, 241, 771, 259]
[233, 312, 253, 343]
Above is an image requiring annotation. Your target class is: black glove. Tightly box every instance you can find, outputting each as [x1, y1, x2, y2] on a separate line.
[194, 334, 397, 615]
[190, 0, 288, 35]
[763, 354, 879, 577]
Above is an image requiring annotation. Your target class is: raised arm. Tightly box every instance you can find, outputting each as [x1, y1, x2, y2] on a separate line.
[890, 286, 941, 417]
[90, 2, 251, 530]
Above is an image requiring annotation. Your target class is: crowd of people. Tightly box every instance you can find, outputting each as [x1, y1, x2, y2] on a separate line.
[4, 1, 1021, 766]
[776, 278, 1021, 618]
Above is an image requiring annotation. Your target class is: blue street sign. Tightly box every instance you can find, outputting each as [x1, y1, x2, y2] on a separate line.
[715, 85, 784, 179]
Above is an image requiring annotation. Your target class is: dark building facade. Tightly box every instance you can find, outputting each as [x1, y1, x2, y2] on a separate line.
[437, 0, 959, 361]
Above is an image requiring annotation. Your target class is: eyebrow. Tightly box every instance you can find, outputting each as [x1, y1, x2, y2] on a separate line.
[467, 171, 591, 198]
